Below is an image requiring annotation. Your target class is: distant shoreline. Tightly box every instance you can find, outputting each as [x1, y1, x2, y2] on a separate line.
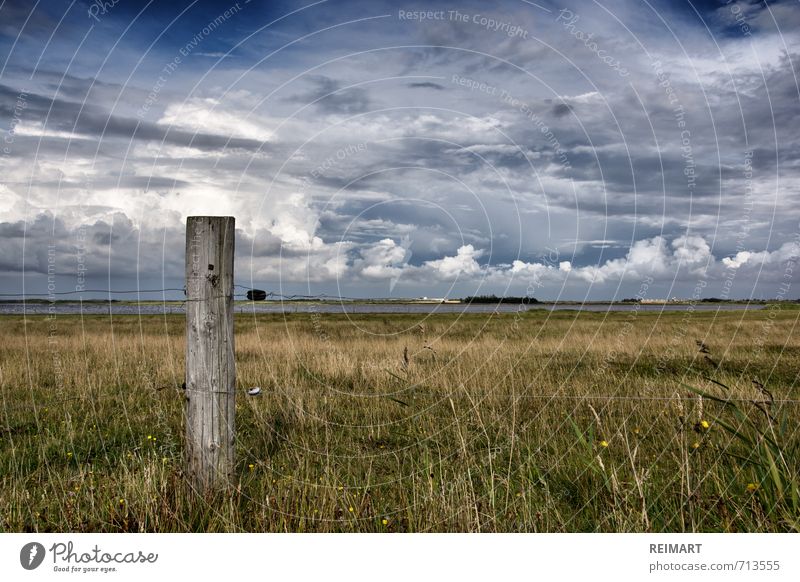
[0, 298, 793, 306]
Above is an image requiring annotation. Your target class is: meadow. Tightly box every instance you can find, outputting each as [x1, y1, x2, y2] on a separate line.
[1, 306, 798, 532]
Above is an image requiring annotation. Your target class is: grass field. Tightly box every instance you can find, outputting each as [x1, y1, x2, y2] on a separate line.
[1, 307, 798, 532]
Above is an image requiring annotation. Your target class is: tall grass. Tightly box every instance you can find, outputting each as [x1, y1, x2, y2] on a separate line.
[0, 308, 798, 531]
[684, 376, 799, 531]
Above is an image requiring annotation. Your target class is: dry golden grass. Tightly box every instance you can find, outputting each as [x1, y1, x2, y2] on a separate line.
[1, 307, 798, 531]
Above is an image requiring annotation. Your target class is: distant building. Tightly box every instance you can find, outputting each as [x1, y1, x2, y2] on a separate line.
[416, 297, 459, 303]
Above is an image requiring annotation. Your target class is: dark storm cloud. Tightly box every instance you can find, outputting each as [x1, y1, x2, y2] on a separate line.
[0, 213, 311, 291]
[407, 82, 446, 90]
[554, 151, 723, 200]
[306, 173, 381, 192]
[0, 212, 184, 278]
[92, 230, 119, 245]
[240, 228, 283, 258]
[551, 103, 572, 117]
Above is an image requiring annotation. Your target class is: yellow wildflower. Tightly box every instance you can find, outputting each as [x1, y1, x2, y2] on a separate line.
[746, 483, 759, 493]
[381, 518, 388, 525]
[599, 440, 609, 448]
[700, 420, 710, 430]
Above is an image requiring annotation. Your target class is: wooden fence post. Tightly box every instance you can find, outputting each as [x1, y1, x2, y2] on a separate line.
[185, 216, 236, 492]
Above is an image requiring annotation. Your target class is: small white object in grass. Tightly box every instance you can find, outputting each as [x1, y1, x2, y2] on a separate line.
[247, 387, 262, 396]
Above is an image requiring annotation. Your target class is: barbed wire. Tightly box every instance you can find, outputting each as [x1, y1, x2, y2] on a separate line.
[0, 284, 370, 302]
[2, 389, 799, 415]
[0, 288, 187, 297]
[3, 288, 796, 410]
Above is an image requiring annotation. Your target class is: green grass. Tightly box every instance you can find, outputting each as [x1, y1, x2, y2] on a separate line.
[0, 309, 798, 532]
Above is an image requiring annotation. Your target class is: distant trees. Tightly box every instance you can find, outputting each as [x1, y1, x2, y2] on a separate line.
[461, 294, 539, 304]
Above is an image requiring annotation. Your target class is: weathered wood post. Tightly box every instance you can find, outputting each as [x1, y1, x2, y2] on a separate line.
[185, 216, 236, 492]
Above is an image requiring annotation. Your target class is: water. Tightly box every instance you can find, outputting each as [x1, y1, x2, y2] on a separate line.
[0, 302, 766, 316]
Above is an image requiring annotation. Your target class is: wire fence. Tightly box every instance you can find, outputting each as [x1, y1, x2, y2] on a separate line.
[0, 284, 371, 303]
[2, 287, 797, 410]
[2, 386, 799, 415]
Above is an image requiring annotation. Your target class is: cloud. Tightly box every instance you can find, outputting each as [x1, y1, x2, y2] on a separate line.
[672, 235, 713, 268]
[1, 206, 796, 301]
[288, 76, 372, 115]
[0, 212, 184, 285]
[157, 96, 273, 142]
[193, 52, 235, 58]
[722, 251, 752, 269]
[341, 233, 798, 293]
[2, 0, 800, 300]
[721, 242, 800, 272]
[551, 103, 572, 117]
[423, 244, 484, 279]
[0, 84, 267, 152]
[407, 82, 446, 90]
[356, 237, 411, 281]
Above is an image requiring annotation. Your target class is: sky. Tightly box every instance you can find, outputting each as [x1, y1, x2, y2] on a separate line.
[0, 0, 799, 301]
